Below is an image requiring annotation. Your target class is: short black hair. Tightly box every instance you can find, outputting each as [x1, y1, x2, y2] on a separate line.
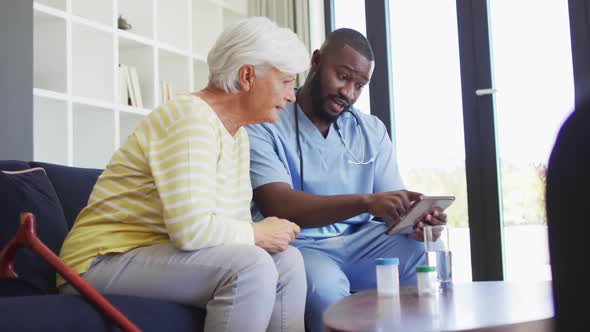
[322, 28, 374, 61]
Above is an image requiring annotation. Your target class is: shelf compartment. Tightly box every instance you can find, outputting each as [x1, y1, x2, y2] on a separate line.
[118, 30, 154, 47]
[119, 105, 151, 116]
[157, 0, 190, 51]
[118, 0, 154, 39]
[192, 0, 222, 57]
[33, 96, 68, 165]
[71, 22, 115, 103]
[158, 50, 191, 103]
[73, 104, 115, 169]
[119, 37, 156, 108]
[193, 59, 209, 91]
[34, 0, 66, 11]
[34, 10, 67, 93]
[120, 112, 145, 145]
[34, 88, 68, 101]
[71, 0, 114, 26]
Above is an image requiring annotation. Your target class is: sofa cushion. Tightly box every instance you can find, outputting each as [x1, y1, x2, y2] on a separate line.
[30, 162, 103, 229]
[0, 294, 204, 332]
[0, 279, 45, 297]
[0, 168, 69, 295]
[0, 160, 31, 172]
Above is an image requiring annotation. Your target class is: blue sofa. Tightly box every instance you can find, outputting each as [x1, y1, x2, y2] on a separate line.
[0, 160, 205, 332]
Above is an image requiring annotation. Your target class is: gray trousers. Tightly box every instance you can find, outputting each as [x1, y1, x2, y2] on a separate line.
[60, 243, 306, 332]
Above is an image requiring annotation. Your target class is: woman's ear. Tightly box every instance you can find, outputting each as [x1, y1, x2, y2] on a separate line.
[237, 65, 256, 92]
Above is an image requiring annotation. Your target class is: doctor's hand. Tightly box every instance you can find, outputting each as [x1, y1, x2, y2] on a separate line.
[410, 208, 448, 242]
[253, 217, 300, 254]
[367, 190, 423, 227]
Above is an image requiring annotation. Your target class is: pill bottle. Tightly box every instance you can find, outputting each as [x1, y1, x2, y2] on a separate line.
[375, 257, 399, 296]
[416, 265, 437, 295]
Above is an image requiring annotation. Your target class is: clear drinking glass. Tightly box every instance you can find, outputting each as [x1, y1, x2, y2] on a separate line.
[424, 225, 452, 289]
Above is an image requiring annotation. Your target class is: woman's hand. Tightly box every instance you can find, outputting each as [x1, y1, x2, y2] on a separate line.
[252, 217, 301, 253]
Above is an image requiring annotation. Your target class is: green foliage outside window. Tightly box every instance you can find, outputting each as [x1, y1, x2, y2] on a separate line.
[402, 160, 547, 228]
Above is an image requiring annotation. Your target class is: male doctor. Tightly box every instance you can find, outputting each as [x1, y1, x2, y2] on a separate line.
[247, 28, 447, 331]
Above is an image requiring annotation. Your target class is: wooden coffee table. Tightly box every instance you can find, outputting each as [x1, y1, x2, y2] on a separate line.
[323, 281, 554, 332]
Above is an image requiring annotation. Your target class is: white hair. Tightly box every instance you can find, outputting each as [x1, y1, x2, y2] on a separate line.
[207, 16, 310, 93]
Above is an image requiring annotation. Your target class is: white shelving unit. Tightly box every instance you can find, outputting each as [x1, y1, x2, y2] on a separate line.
[33, 0, 249, 168]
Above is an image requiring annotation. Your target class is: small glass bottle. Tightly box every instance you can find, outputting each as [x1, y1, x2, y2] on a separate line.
[416, 265, 437, 295]
[375, 257, 400, 296]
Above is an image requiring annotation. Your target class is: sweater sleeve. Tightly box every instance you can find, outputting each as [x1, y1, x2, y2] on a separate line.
[149, 114, 254, 250]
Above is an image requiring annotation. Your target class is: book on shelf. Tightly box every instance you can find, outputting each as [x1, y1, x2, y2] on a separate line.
[119, 64, 143, 108]
[118, 64, 129, 106]
[160, 80, 173, 103]
[128, 66, 143, 108]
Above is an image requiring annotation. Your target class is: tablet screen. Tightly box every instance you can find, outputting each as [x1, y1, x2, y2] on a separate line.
[384, 196, 455, 235]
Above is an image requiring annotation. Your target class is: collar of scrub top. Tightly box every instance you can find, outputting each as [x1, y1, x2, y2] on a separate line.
[293, 91, 375, 192]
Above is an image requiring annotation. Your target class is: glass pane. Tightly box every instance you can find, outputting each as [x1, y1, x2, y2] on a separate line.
[489, 0, 574, 281]
[389, 0, 471, 282]
[333, 0, 371, 114]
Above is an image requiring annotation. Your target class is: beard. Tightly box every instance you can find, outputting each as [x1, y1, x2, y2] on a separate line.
[310, 66, 340, 123]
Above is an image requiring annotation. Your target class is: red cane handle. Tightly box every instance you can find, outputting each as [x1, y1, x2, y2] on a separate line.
[0, 237, 18, 279]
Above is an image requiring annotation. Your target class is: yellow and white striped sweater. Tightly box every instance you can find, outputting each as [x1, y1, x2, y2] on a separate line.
[58, 95, 254, 286]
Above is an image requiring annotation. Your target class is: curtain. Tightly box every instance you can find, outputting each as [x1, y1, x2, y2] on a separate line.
[249, 0, 311, 84]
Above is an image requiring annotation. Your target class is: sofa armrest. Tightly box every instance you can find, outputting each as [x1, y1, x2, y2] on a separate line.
[0, 212, 141, 332]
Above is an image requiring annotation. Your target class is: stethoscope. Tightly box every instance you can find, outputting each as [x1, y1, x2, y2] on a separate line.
[294, 101, 375, 191]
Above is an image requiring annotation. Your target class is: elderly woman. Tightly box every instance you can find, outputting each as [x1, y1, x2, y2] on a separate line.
[58, 17, 310, 332]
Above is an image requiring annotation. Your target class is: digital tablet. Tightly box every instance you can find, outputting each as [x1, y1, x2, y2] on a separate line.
[384, 195, 455, 235]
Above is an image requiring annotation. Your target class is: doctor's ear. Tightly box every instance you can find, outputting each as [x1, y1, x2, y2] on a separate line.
[311, 50, 321, 72]
[238, 65, 256, 92]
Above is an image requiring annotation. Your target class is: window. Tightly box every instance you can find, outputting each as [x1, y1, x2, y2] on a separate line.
[488, 0, 574, 281]
[333, 0, 371, 114]
[388, 0, 471, 281]
[328, 0, 584, 281]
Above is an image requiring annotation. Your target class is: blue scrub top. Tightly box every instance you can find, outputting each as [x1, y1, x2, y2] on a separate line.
[246, 102, 405, 238]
